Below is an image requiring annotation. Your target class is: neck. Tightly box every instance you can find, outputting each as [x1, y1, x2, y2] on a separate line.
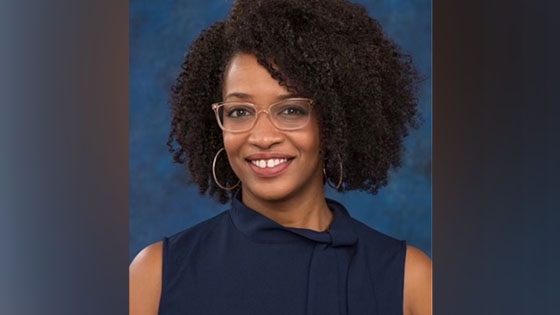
[241, 183, 332, 232]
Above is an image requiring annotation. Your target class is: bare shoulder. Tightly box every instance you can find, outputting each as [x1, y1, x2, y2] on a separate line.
[403, 245, 432, 315]
[129, 241, 163, 315]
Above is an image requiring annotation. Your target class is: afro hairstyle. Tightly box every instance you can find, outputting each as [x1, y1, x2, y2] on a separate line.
[168, 0, 420, 203]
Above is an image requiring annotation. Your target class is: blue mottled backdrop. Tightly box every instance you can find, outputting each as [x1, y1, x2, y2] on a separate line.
[130, 0, 432, 261]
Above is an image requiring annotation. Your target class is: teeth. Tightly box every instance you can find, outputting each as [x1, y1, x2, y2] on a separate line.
[251, 158, 288, 169]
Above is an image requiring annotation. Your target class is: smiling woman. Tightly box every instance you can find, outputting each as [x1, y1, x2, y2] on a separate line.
[130, 1, 431, 315]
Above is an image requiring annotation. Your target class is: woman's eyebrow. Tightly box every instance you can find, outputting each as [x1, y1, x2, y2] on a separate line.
[223, 92, 299, 101]
[276, 93, 300, 100]
[223, 92, 252, 100]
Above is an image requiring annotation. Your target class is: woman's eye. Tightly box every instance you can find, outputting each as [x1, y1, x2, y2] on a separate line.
[279, 106, 307, 116]
[227, 107, 253, 118]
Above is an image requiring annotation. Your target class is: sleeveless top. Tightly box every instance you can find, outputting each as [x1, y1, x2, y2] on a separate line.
[159, 195, 406, 315]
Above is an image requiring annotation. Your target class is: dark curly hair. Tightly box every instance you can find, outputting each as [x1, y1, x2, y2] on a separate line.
[168, 0, 420, 204]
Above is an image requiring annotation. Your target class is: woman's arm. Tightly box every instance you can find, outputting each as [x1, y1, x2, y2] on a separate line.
[129, 242, 163, 315]
[403, 245, 433, 315]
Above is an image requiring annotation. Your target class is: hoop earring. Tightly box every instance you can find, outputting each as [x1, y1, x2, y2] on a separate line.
[212, 148, 240, 191]
[322, 153, 343, 190]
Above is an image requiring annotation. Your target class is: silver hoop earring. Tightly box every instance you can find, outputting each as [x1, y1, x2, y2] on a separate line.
[322, 153, 343, 190]
[212, 148, 240, 191]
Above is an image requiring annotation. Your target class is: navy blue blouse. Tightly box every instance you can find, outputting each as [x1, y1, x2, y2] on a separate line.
[159, 195, 406, 315]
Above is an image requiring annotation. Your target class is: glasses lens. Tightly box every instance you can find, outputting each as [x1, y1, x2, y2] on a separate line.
[214, 99, 312, 132]
[270, 99, 312, 130]
[219, 103, 256, 132]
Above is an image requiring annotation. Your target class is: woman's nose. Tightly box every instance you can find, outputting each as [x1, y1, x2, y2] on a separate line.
[247, 112, 284, 149]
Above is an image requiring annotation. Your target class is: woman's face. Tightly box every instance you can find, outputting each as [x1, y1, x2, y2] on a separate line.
[221, 53, 324, 205]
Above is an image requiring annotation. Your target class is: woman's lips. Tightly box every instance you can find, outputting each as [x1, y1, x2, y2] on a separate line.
[250, 158, 288, 168]
[245, 155, 293, 177]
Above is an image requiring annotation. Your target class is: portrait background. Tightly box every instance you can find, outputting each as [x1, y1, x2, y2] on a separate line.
[130, 0, 432, 261]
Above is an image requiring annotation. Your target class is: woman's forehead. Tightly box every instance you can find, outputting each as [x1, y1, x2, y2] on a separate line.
[222, 54, 290, 100]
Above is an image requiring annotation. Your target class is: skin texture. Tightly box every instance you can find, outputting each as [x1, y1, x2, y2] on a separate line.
[130, 53, 432, 315]
[129, 242, 162, 315]
[404, 246, 433, 315]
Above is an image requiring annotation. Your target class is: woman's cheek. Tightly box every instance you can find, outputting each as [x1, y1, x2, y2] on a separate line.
[223, 133, 246, 176]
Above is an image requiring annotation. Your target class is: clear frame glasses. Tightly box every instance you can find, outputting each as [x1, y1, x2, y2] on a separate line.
[211, 98, 314, 133]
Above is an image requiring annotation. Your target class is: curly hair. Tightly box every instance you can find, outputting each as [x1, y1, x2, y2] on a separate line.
[168, 0, 420, 204]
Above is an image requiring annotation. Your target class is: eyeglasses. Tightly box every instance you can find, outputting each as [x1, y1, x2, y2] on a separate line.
[211, 98, 313, 133]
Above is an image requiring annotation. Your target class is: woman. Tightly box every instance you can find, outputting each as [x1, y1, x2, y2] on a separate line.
[130, 0, 431, 314]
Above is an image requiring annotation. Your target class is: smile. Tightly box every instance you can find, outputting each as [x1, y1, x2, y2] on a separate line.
[251, 158, 288, 169]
